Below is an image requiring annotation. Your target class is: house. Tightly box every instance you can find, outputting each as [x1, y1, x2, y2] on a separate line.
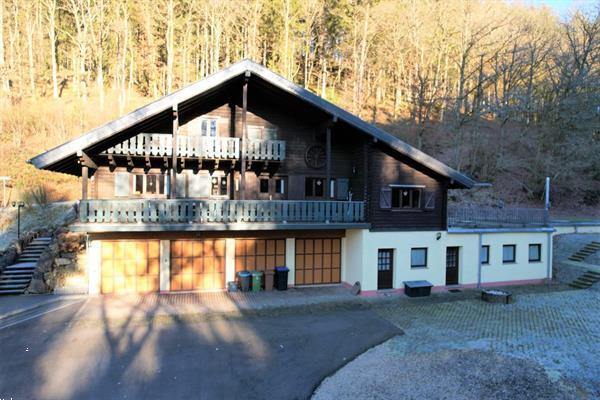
[29, 60, 557, 295]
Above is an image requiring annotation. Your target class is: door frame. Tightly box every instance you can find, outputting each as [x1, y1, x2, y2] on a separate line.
[377, 248, 394, 290]
[445, 246, 460, 285]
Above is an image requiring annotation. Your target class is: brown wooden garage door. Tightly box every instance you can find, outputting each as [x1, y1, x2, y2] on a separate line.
[101, 241, 160, 294]
[170, 240, 225, 291]
[295, 238, 341, 285]
[235, 239, 286, 272]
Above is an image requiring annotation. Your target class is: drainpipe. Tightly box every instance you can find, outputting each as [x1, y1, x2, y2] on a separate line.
[477, 232, 483, 289]
[546, 231, 553, 285]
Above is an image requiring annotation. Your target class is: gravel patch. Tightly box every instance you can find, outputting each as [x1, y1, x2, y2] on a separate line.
[314, 347, 577, 400]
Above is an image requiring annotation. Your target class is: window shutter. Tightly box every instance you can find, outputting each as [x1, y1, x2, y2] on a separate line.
[380, 187, 392, 209]
[114, 172, 130, 197]
[188, 174, 210, 197]
[174, 173, 187, 198]
[424, 189, 436, 209]
[336, 178, 349, 200]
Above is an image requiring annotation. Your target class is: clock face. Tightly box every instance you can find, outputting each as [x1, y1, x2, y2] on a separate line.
[305, 145, 326, 169]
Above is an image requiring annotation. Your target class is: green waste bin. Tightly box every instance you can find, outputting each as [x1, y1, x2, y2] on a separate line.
[251, 271, 263, 292]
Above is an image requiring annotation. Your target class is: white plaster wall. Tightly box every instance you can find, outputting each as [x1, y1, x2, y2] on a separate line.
[343, 230, 365, 286]
[87, 239, 101, 295]
[479, 232, 550, 284]
[343, 230, 552, 291]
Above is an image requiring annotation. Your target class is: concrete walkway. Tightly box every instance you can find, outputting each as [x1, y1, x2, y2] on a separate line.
[82, 286, 360, 321]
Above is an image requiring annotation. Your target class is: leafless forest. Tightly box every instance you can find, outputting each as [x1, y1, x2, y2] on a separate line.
[0, 0, 598, 212]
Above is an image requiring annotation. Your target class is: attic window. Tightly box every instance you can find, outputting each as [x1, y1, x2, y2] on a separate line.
[391, 187, 421, 208]
[200, 118, 218, 137]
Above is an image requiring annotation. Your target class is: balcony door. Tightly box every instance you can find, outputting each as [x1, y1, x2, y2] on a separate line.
[258, 176, 287, 200]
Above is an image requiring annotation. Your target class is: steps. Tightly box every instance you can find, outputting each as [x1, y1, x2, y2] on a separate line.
[568, 241, 600, 262]
[0, 237, 52, 295]
[569, 270, 600, 289]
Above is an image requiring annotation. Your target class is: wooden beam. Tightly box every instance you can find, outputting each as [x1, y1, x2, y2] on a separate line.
[81, 165, 89, 200]
[107, 154, 116, 171]
[77, 150, 98, 169]
[126, 155, 134, 171]
[240, 78, 248, 200]
[170, 104, 179, 199]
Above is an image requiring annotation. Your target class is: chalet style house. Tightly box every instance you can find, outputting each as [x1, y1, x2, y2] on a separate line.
[30, 60, 558, 295]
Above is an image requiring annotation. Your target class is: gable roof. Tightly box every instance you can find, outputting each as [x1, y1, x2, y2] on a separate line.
[28, 59, 475, 188]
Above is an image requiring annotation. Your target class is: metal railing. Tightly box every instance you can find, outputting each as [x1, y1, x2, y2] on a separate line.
[79, 199, 365, 224]
[448, 205, 549, 227]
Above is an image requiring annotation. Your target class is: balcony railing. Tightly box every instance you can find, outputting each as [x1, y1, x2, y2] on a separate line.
[104, 134, 286, 161]
[245, 139, 286, 161]
[448, 205, 549, 227]
[79, 199, 365, 224]
[105, 134, 240, 159]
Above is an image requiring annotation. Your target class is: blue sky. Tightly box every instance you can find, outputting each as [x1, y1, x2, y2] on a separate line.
[526, 0, 597, 17]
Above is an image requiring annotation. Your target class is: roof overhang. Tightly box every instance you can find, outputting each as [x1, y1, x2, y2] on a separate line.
[29, 59, 476, 188]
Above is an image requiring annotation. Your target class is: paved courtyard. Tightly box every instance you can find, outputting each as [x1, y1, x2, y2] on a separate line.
[315, 287, 600, 399]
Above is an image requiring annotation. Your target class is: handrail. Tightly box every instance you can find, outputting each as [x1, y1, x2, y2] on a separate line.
[104, 134, 286, 161]
[79, 199, 365, 224]
[448, 205, 549, 227]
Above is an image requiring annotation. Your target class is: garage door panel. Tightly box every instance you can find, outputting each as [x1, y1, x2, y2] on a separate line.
[101, 241, 160, 294]
[295, 238, 341, 285]
[170, 240, 225, 291]
[295, 270, 304, 285]
[332, 269, 340, 282]
[276, 255, 285, 266]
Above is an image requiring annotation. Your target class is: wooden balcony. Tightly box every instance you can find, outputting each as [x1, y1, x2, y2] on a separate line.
[245, 139, 286, 161]
[104, 134, 286, 161]
[105, 134, 240, 159]
[76, 199, 365, 231]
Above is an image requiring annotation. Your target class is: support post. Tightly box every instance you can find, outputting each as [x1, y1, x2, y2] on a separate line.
[225, 238, 236, 285]
[81, 165, 89, 200]
[88, 239, 101, 295]
[240, 74, 249, 200]
[160, 240, 170, 292]
[326, 125, 332, 199]
[170, 104, 179, 199]
[229, 101, 236, 199]
[285, 238, 295, 287]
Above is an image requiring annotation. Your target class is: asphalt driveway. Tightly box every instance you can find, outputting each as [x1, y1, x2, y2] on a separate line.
[0, 300, 400, 400]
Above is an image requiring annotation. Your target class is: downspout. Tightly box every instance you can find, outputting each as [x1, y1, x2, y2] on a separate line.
[477, 232, 482, 289]
[546, 231, 553, 285]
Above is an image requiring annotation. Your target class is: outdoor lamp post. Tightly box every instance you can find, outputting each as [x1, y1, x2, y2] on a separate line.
[12, 201, 25, 240]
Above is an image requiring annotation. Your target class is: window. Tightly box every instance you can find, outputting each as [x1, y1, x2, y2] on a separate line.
[259, 178, 269, 193]
[200, 118, 218, 137]
[529, 244, 541, 262]
[264, 127, 278, 140]
[132, 174, 168, 196]
[134, 174, 144, 195]
[391, 187, 421, 208]
[211, 176, 228, 196]
[247, 126, 262, 140]
[305, 178, 325, 198]
[378, 249, 393, 271]
[411, 248, 428, 268]
[481, 245, 490, 265]
[275, 178, 285, 194]
[503, 245, 516, 263]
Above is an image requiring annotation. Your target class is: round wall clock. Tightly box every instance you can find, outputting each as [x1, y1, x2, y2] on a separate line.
[304, 144, 326, 169]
